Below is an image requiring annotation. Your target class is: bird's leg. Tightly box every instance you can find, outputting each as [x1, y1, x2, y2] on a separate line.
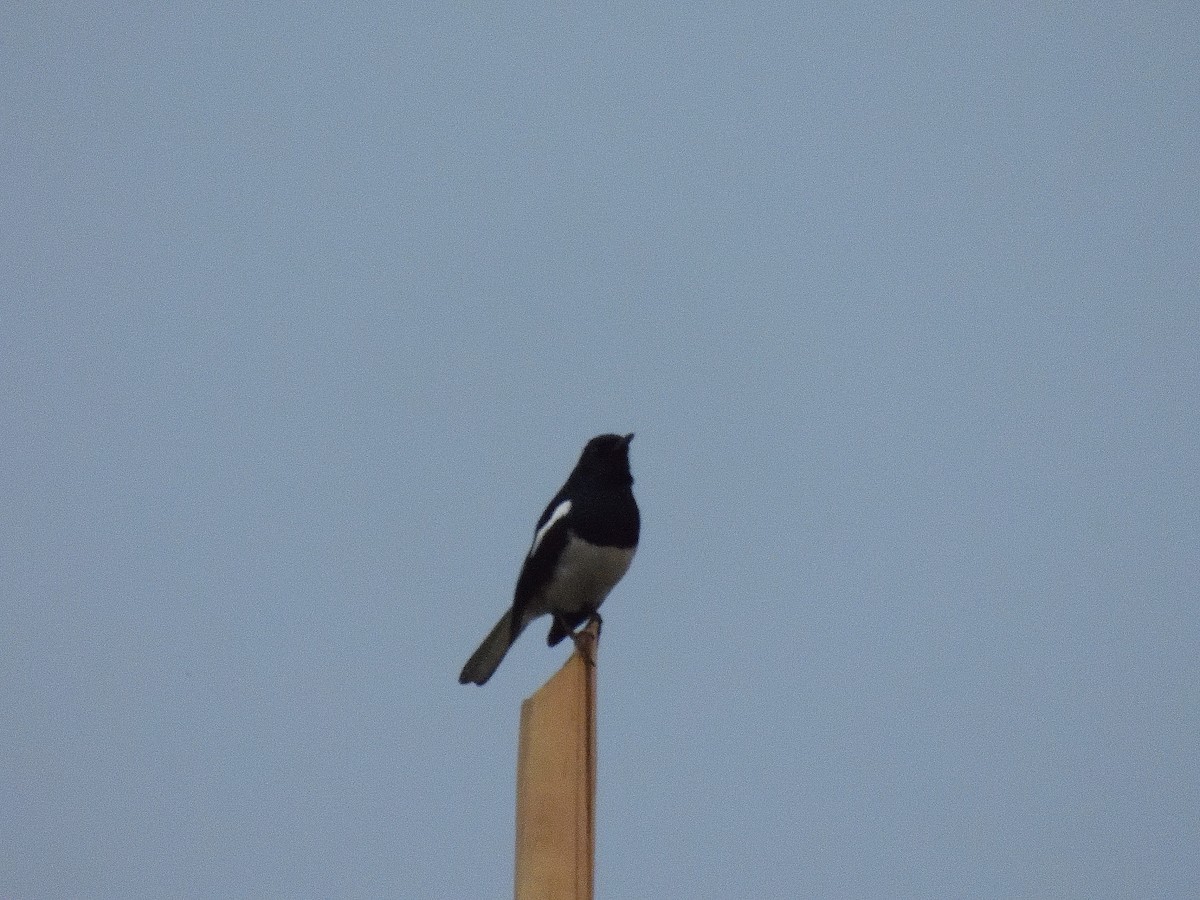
[569, 613, 603, 668]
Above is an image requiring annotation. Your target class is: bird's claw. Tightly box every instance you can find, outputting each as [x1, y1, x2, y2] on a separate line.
[570, 614, 603, 667]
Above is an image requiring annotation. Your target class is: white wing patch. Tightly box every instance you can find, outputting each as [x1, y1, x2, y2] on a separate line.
[529, 499, 572, 557]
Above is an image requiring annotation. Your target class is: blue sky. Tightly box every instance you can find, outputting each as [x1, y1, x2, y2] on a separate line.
[4, 3, 1198, 897]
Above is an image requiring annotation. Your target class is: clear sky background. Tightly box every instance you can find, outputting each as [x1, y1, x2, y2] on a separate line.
[4, 3, 1197, 898]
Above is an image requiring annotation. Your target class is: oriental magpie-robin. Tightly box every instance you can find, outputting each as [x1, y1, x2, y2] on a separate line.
[459, 433, 640, 686]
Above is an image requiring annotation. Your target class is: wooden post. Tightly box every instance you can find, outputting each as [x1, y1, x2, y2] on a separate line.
[513, 619, 599, 900]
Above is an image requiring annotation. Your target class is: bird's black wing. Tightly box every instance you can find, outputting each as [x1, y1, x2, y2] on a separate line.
[510, 488, 572, 628]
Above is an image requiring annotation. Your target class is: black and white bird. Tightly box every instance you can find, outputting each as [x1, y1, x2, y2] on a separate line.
[459, 433, 640, 686]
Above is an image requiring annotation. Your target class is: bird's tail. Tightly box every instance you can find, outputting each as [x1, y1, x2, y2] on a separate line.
[459, 608, 522, 686]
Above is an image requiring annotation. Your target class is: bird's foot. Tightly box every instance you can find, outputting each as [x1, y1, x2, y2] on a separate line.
[569, 614, 603, 668]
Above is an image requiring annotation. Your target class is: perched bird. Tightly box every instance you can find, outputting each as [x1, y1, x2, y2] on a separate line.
[459, 433, 640, 686]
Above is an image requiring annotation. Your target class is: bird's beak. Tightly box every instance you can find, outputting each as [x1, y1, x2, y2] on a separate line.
[623, 432, 635, 445]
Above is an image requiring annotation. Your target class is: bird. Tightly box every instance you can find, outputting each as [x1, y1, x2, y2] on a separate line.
[459, 433, 640, 686]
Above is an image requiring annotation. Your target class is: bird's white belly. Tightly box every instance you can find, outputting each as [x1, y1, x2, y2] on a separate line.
[536, 535, 635, 617]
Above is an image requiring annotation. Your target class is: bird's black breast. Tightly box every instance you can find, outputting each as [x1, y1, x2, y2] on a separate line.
[567, 486, 640, 549]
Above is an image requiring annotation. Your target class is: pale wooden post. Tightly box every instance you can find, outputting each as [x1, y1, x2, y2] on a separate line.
[513, 619, 599, 900]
